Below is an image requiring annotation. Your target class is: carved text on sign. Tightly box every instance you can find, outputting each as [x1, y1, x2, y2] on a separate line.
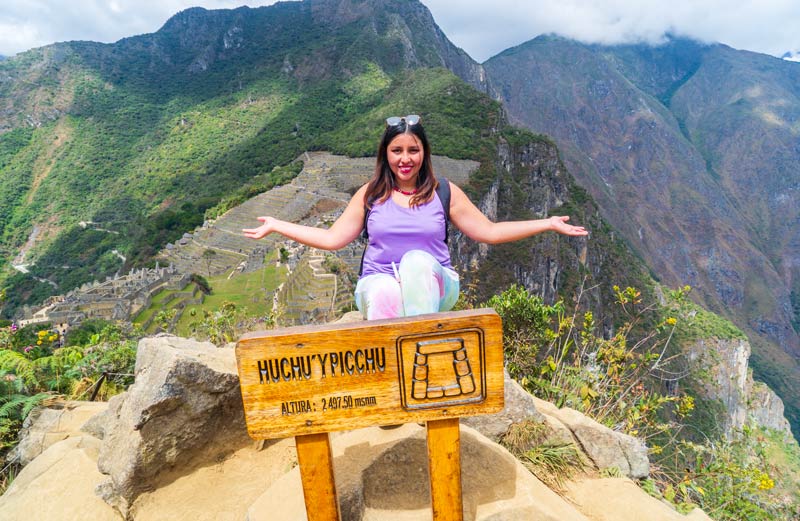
[257, 347, 387, 384]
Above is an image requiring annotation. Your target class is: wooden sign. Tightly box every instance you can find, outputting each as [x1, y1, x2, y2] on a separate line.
[235, 309, 504, 439]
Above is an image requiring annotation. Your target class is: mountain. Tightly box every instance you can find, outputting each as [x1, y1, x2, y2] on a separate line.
[1, 1, 800, 513]
[0, 0, 480, 310]
[0, 0, 796, 439]
[0, 0, 637, 330]
[480, 35, 800, 433]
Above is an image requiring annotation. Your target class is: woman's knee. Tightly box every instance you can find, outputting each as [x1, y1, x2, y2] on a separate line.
[355, 274, 402, 319]
[399, 249, 437, 269]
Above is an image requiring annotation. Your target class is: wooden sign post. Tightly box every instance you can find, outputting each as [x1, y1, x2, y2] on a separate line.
[236, 308, 504, 520]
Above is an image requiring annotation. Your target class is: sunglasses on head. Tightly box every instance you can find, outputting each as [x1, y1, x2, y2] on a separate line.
[385, 114, 421, 127]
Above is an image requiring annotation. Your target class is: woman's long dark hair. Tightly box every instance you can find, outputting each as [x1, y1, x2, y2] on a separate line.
[364, 119, 437, 209]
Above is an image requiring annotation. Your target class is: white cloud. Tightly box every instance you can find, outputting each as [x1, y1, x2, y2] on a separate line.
[0, 0, 281, 56]
[424, 0, 800, 62]
[1, 0, 799, 63]
[0, 21, 41, 57]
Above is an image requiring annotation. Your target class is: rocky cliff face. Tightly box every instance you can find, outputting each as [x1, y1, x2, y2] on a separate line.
[452, 132, 650, 332]
[749, 380, 793, 434]
[685, 336, 792, 439]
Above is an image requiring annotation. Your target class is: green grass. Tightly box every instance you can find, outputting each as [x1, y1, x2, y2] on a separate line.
[760, 425, 800, 503]
[131, 257, 287, 336]
[174, 260, 287, 336]
[673, 299, 747, 343]
[131, 286, 185, 326]
[131, 305, 156, 328]
[150, 288, 182, 305]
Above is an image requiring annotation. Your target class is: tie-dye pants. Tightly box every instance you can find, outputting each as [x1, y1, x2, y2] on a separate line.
[354, 249, 460, 320]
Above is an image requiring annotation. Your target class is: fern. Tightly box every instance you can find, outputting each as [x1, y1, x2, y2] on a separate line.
[32, 346, 86, 392]
[0, 350, 39, 389]
[0, 392, 50, 419]
[42, 346, 85, 370]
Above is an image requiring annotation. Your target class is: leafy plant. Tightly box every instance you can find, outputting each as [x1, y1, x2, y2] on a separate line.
[189, 301, 276, 346]
[659, 435, 796, 520]
[487, 282, 684, 443]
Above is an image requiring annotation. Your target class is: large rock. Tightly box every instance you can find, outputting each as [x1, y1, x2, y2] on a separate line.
[81, 392, 124, 440]
[565, 478, 714, 521]
[462, 370, 544, 440]
[247, 423, 591, 521]
[748, 380, 793, 435]
[7, 400, 107, 466]
[129, 438, 297, 521]
[95, 335, 250, 516]
[0, 412, 705, 521]
[685, 337, 750, 437]
[0, 436, 121, 521]
[533, 397, 649, 479]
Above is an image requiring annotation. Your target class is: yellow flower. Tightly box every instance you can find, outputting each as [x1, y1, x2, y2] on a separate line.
[666, 317, 677, 326]
[36, 340, 42, 345]
[676, 396, 695, 417]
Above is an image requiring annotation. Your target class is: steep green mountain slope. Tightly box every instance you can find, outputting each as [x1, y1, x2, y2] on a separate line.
[0, 0, 480, 312]
[482, 35, 800, 436]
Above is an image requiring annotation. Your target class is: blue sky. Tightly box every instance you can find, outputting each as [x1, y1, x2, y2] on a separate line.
[1, 1, 799, 62]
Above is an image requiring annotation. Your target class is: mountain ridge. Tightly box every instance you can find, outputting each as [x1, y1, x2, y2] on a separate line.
[478, 33, 800, 432]
[0, 0, 798, 436]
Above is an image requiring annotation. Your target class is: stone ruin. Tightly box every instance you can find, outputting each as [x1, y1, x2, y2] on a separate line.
[20, 263, 189, 330]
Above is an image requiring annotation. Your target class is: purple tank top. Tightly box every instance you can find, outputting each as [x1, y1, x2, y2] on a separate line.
[360, 193, 452, 278]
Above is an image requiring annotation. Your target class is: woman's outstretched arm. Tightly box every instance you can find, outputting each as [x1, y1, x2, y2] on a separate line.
[242, 185, 368, 250]
[448, 182, 588, 244]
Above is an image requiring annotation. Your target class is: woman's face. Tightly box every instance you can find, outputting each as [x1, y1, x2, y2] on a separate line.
[386, 133, 423, 187]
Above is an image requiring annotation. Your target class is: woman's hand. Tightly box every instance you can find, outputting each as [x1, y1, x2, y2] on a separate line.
[243, 216, 276, 239]
[548, 216, 588, 236]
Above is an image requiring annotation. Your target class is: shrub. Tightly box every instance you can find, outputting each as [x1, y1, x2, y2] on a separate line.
[189, 301, 277, 346]
[485, 282, 799, 517]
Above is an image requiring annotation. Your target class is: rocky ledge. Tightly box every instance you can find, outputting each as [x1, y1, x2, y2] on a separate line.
[0, 334, 711, 520]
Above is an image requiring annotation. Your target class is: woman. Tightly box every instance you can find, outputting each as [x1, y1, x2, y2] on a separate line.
[243, 114, 588, 320]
